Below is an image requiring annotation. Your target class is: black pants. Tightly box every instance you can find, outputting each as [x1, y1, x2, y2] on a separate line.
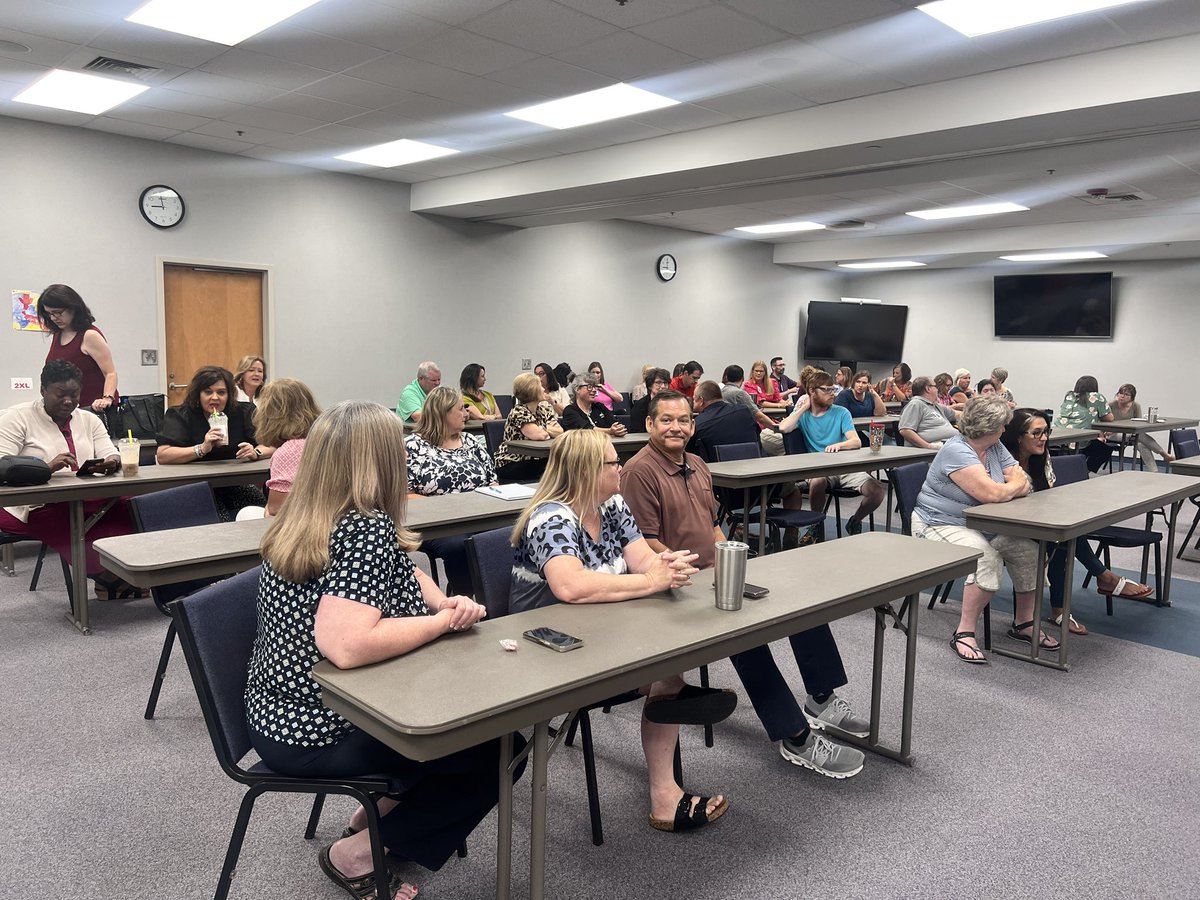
[252, 728, 526, 871]
[1083, 439, 1113, 473]
[496, 458, 546, 484]
[422, 535, 472, 597]
[729, 624, 848, 742]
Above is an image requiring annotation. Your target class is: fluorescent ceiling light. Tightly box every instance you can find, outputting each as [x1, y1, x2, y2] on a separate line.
[838, 261, 927, 270]
[999, 250, 1108, 261]
[906, 201, 1029, 220]
[126, 0, 323, 46]
[336, 139, 459, 168]
[506, 83, 679, 130]
[917, 0, 1149, 37]
[13, 69, 148, 114]
[735, 221, 826, 235]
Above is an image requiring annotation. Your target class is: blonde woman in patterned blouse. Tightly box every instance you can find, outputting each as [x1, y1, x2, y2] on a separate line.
[245, 400, 521, 899]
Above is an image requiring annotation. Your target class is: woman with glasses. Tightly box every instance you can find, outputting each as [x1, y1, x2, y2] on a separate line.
[37, 284, 120, 414]
[1109, 383, 1173, 471]
[533, 362, 569, 417]
[1001, 408, 1153, 635]
[510, 430, 732, 833]
[629, 368, 671, 433]
[561, 373, 627, 436]
[743, 359, 789, 410]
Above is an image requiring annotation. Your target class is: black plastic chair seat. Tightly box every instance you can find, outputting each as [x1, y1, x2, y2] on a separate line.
[1087, 525, 1162, 547]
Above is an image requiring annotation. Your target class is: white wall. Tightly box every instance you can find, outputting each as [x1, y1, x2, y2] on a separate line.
[829, 262, 1200, 416]
[0, 116, 840, 410]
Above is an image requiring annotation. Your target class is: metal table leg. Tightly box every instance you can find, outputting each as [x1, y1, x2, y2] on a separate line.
[495, 732, 513, 900]
[67, 500, 90, 634]
[529, 720, 550, 900]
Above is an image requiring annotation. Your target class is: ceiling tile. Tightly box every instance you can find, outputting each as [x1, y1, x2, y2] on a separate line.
[371, 0, 509, 27]
[632, 5, 788, 59]
[345, 53, 473, 92]
[724, 0, 901, 36]
[108, 104, 211, 132]
[693, 82, 808, 119]
[0, 97, 92, 125]
[222, 105, 328, 134]
[0, 55, 49, 88]
[240, 24, 389, 72]
[0, 0, 110, 44]
[462, 0, 617, 55]
[295, 121, 395, 149]
[744, 40, 907, 103]
[418, 73, 547, 114]
[555, 31, 698, 81]
[0, 26, 82, 68]
[628, 102, 736, 132]
[200, 48, 332, 90]
[166, 132, 257, 154]
[164, 70, 282, 105]
[86, 20, 227, 69]
[189, 119, 294, 145]
[296, 74, 407, 107]
[554, 0, 714, 29]
[256, 91, 369, 123]
[488, 56, 609, 95]
[126, 87, 248, 119]
[284, 0, 449, 52]
[83, 116, 181, 141]
[338, 109, 443, 138]
[398, 27, 537, 76]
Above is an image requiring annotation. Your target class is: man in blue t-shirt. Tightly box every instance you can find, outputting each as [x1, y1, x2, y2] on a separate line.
[779, 370, 884, 535]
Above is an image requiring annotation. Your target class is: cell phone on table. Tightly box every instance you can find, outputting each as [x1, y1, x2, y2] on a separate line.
[743, 583, 769, 600]
[76, 458, 109, 477]
[523, 627, 584, 652]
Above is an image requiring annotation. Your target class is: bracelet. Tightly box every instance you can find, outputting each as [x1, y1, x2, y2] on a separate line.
[253, 446, 262, 459]
[194, 444, 207, 459]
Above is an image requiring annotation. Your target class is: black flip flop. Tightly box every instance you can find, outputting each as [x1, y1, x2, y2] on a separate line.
[644, 684, 737, 725]
[1007, 620, 1060, 651]
[950, 630, 987, 664]
[649, 793, 729, 832]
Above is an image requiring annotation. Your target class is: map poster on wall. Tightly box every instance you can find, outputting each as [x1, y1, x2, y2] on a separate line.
[12, 290, 44, 331]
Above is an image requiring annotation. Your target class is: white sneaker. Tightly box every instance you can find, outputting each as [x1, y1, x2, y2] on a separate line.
[779, 732, 864, 779]
[803, 692, 870, 738]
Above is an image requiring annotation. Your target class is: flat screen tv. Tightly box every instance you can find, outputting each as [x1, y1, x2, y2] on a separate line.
[994, 272, 1113, 338]
[802, 301, 908, 363]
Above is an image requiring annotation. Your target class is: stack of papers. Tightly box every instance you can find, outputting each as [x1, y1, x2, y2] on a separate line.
[475, 483, 537, 500]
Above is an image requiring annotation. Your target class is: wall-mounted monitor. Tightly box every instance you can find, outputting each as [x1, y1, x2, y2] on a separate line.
[802, 301, 908, 363]
[994, 272, 1113, 338]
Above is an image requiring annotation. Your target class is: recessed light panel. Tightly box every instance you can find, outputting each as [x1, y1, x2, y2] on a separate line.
[906, 201, 1028, 220]
[506, 83, 679, 130]
[917, 0, 1148, 37]
[735, 221, 826, 234]
[13, 69, 149, 115]
[838, 261, 927, 269]
[126, 0, 324, 46]
[999, 251, 1108, 261]
[336, 139, 459, 168]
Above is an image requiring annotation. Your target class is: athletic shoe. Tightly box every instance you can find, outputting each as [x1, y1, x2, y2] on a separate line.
[845, 517, 864, 536]
[779, 732, 864, 779]
[803, 692, 870, 738]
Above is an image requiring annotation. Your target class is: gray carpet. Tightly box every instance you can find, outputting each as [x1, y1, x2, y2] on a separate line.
[2, 524, 1199, 900]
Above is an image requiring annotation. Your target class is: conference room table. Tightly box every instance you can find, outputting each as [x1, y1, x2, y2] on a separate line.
[403, 419, 486, 432]
[964, 470, 1200, 670]
[95, 489, 532, 589]
[1046, 426, 1099, 448]
[506, 432, 650, 460]
[1103, 416, 1199, 470]
[311, 531, 981, 900]
[1168, 456, 1200, 562]
[0, 458, 270, 634]
[707, 446, 937, 555]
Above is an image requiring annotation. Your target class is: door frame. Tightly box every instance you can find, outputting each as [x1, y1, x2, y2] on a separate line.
[154, 255, 276, 395]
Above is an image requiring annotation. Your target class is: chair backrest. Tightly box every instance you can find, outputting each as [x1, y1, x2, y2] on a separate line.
[1050, 453, 1089, 486]
[714, 441, 761, 462]
[170, 567, 263, 780]
[130, 483, 222, 607]
[1176, 438, 1200, 459]
[614, 414, 631, 430]
[782, 428, 809, 455]
[482, 419, 506, 457]
[886, 462, 930, 536]
[494, 394, 514, 417]
[1170, 428, 1198, 456]
[465, 526, 515, 620]
[621, 391, 632, 409]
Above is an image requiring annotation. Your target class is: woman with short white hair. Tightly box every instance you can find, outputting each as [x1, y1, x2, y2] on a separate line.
[912, 396, 1058, 664]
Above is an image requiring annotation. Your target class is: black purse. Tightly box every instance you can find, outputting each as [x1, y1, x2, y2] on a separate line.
[0, 455, 52, 486]
[105, 393, 166, 440]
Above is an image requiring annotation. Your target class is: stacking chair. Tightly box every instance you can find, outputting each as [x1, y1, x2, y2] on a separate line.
[1173, 438, 1200, 559]
[482, 419, 506, 457]
[493, 394, 514, 416]
[1053, 454, 1163, 616]
[130, 482, 222, 719]
[781, 429, 874, 536]
[0, 534, 72, 609]
[465, 527, 689, 847]
[714, 441, 825, 551]
[171, 568, 415, 900]
[1169, 429, 1198, 458]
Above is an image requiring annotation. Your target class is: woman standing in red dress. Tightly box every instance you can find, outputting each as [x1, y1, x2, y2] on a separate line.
[37, 284, 120, 414]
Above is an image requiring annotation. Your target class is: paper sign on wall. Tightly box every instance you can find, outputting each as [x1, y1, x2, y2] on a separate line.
[11, 378, 33, 391]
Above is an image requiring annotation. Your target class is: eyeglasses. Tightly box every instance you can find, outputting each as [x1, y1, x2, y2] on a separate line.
[580, 385, 598, 392]
[1026, 428, 1048, 438]
[816, 386, 837, 394]
[44, 308, 70, 319]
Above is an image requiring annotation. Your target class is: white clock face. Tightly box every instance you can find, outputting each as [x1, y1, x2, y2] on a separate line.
[657, 254, 677, 281]
[140, 185, 185, 229]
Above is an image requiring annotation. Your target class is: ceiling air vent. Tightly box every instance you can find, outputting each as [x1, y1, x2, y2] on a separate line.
[83, 56, 160, 81]
[1078, 190, 1156, 205]
[826, 219, 874, 231]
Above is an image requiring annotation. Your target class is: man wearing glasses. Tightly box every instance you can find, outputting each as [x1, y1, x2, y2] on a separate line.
[777, 371, 884, 536]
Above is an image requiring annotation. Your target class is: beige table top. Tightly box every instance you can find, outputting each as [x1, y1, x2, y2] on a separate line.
[0, 457, 271, 507]
[1102, 416, 1198, 435]
[707, 445, 935, 490]
[851, 415, 900, 427]
[965, 470, 1200, 543]
[507, 432, 650, 459]
[95, 489, 530, 587]
[312, 531, 980, 761]
[1170, 457, 1200, 477]
[1046, 427, 1099, 447]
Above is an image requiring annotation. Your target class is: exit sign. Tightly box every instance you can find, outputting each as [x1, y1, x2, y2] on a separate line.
[11, 377, 33, 391]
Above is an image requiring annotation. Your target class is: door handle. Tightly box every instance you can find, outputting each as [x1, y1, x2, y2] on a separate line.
[169, 383, 188, 390]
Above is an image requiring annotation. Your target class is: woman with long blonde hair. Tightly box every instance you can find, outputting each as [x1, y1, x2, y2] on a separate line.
[235, 378, 321, 519]
[233, 355, 266, 404]
[247, 400, 520, 898]
[743, 359, 789, 410]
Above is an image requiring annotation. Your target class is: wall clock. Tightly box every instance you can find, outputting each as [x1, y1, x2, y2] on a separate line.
[139, 184, 185, 229]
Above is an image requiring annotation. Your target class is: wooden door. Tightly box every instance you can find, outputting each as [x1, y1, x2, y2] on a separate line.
[163, 265, 264, 404]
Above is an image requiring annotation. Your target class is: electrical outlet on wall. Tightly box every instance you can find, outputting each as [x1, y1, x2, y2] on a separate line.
[142, 349, 158, 366]
[521, 358, 532, 370]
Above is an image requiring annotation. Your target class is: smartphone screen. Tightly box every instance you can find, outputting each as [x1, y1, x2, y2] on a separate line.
[523, 627, 584, 652]
[76, 458, 108, 477]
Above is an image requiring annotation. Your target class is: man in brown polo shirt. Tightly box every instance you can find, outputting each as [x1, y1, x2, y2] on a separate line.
[620, 390, 867, 779]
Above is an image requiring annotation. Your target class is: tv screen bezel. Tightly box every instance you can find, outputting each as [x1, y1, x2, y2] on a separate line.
[993, 271, 1114, 340]
[802, 300, 908, 363]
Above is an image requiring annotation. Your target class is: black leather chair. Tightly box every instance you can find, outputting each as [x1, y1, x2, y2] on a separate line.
[130, 482, 222, 719]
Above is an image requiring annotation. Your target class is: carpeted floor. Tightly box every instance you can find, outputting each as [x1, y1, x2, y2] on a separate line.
[1, 500, 1198, 900]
